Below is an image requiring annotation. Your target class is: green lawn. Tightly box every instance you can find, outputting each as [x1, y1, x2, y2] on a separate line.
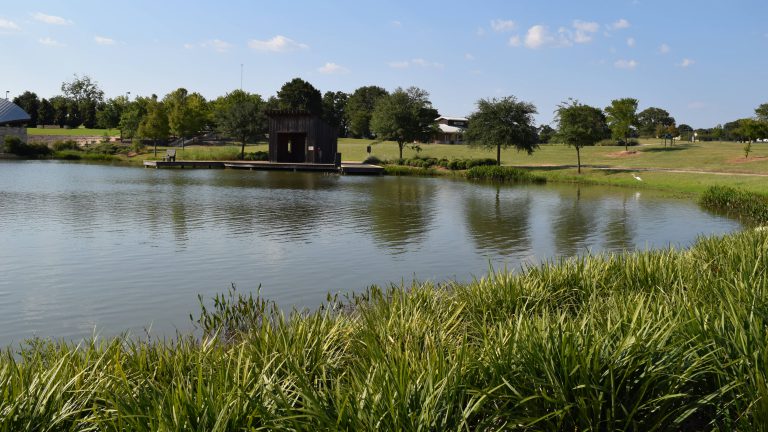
[28, 127, 120, 136]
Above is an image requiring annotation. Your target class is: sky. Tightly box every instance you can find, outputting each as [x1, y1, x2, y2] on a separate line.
[1, 0, 767, 128]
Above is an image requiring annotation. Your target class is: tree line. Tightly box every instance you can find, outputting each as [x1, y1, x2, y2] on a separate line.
[11, 74, 768, 161]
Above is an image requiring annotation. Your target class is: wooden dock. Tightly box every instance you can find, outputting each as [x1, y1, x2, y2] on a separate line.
[144, 160, 384, 175]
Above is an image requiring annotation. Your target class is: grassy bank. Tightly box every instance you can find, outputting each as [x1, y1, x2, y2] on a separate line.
[28, 127, 120, 137]
[1, 228, 767, 429]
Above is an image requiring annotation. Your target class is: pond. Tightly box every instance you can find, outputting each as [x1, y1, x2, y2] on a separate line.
[0, 161, 741, 346]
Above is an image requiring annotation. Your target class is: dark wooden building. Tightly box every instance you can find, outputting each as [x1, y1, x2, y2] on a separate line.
[267, 110, 338, 165]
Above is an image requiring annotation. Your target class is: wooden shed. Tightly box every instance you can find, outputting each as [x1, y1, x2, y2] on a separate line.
[267, 110, 338, 165]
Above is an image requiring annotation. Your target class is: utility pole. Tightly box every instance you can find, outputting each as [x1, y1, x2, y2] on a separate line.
[5, 91, 8, 100]
[240, 64, 243, 90]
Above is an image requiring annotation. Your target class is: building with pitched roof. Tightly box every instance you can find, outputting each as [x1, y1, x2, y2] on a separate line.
[434, 116, 467, 144]
[0, 99, 32, 144]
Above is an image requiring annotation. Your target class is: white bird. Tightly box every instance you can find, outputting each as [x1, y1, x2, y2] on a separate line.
[632, 173, 643, 181]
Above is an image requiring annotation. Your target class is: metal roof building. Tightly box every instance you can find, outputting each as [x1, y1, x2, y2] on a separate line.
[0, 99, 31, 125]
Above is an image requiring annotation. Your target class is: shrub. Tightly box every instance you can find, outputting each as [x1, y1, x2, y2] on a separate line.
[52, 140, 81, 151]
[465, 165, 546, 183]
[363, 155, 383, 165]
[699, 186, 768, 224]
[3, 136, 52, 157]
[85, 142, 120, 155]
[384, 165, 439, 176]
[242, 151, 269, 161]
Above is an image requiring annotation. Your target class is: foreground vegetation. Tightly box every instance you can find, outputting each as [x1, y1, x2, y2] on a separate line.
[1, 228, 767, 429]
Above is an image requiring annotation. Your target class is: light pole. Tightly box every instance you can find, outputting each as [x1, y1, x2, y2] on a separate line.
[5, 91, 8, 100]
[240, 64, 243, 90]
[126, 91, 131, 101]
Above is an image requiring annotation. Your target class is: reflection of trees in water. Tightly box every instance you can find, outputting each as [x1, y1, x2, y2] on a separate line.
[552, 187, 598, 257]
[603, 195, 635, 250]
[362, 178, 436, 253]
[464, 186, 532, 255]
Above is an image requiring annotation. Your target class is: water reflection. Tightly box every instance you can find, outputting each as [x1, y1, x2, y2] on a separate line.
[0, 161, 742, 345]
[464, 185, 532, 255]
[361, 178, 436, 254]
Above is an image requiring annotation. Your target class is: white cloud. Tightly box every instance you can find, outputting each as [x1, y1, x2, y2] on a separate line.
[508, 35, 522, 47]
[476, 27, 486, 37]
[388, 58, 443, 69]
[659, 43, 671, 54]
[183, 43, 195, 49]
[572, 20, 599, 43]
[248, 35, 308, 52]
[32, 12, 72, 25]
[38, 37, 65, 47]
[490, 19, 516, 32]
[679, 58, 695, 67]
[525, 25, 554, 49]
[614, 59, 638, 69]
[0, 18, 20, 31]
[610, 19, 631, 30]
[391, 20, 402, 28]
[464, 53, 475, 60]
[627, 37, 636, 47]
[318, 62, 348, 74]
[202, 39, 232, 52]
[94, 36, 115, 45]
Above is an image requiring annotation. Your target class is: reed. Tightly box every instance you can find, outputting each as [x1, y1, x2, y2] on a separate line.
[1, 229, 767, 429]
[465, 165, 547, 183]
[700, 185, 768, 224]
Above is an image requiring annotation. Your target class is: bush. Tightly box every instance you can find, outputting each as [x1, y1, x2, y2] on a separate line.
[3, 136, 52, 157]
[383, 165, 439, 176]
[85, 142, 120, 155]
[242, 151, 269, 161]
[363, 155, 383, 165]
[52, 140, 81, 151]
[699, 186, 768, 224]
[465, 165, 546, 183]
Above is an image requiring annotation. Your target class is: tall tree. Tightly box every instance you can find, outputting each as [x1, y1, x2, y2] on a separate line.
[137, 95, 169, 157]
[60, 74, 105, 128]
[346, 85, 388, 138]
[464, 96, 539, 165]
[96, 96, 129, 130]
[604, 97, 638, 151]
[737, 118, 768, 143]
[637, 107, 675, 138]
[755, 103, 768, 122]
[370, 87, 438, 160]
[276, 78, 322, 114]
[321, 91, 349, 137]
[214, 90, 267, 159]
[12, 91, 40, 126]
[538, 125, 556, 143]
[555, 99, 607, 174]
[37, 98, 54, 126]
[119, 97, 150, 140]
[164, 88, 208, 147]
[49, 96, 69, 127]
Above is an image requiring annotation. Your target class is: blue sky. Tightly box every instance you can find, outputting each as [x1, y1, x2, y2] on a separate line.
[1, 0, 766, 128]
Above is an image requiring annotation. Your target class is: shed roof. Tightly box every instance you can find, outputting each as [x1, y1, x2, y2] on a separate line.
[0, 99, 31, 125]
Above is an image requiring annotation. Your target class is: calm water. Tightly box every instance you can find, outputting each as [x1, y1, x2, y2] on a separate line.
[0, 161, 741, 345]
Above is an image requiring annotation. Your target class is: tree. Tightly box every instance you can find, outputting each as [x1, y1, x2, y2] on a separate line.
[321, 91, 349, 137]
[346, 86, 388, 138]
[12, 91, 40, 126]
[538, 125, 556, 143]
[737, 118, 768, 143]
[214, 90, 267, 159]
[119, 96, 150, 140]
[49, 96, 69, 127]
[637, 107, 675, 138]
[163, 88, 208, 147]
[137, 95, 169, 157]
[464, 96, 538, 166]
[370, 87, 438, 160]
[555, 99, 607, 174]
[37, 98, 54, 126]
[678, 124, 694, 141]
[276, 78, 322, 114]
[755, 103, 768, 122]
[604, 98, 638, 151]
[96, 96, 129, 130]
[60, 74, 105, 128]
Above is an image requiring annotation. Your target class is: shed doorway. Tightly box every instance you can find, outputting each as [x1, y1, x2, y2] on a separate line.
[276, 133, 307, 163]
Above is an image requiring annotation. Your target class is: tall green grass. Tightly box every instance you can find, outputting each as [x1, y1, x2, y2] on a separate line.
[1, 229, 767, 429]
[465, 165, 547, 183]
[700, 185, 768, 224]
